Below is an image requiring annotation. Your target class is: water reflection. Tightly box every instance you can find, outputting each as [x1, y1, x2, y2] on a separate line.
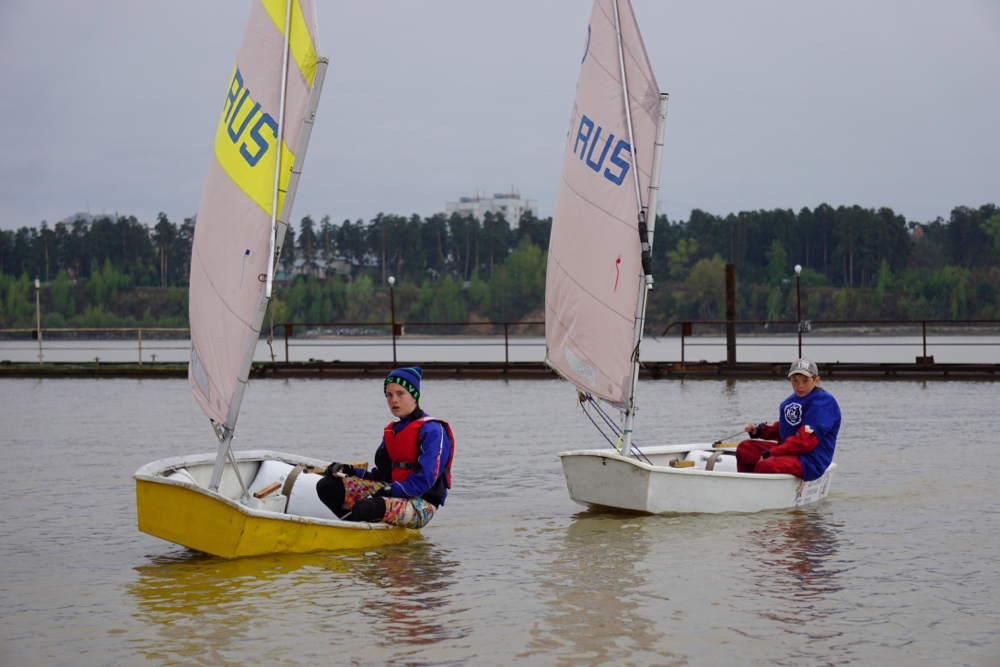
[128, 550, 327, 663]
[520, 511, 674, 665]
[742, 510, 844, 625]
[128, 542, 463, 662]
[346, 542, 465, 647]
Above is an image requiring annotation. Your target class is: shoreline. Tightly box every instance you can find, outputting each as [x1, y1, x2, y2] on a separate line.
[2, 323, 998, 342]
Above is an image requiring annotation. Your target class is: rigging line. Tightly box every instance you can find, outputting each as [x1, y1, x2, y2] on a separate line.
[353, 509, 408, 546]
[585, 394, 652, 464]
[595, 405, 623, 438]
[581, 393, 622, 436]
[713, 430, 747, 445]
[580, 400, 619, 449]
[580, 394, 652, 464]
[366, 524, 405, 546]
[588, 394, 621, 434]
[367, 524, 391, 546]
[626, 436, 653, 465]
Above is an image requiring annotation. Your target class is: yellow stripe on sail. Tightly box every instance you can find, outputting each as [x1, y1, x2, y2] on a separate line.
[211, 66, 296, 216]
[262, 0, 319, 88]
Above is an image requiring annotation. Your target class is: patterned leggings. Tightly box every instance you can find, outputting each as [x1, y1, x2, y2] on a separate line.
[342, 477, 437, 529]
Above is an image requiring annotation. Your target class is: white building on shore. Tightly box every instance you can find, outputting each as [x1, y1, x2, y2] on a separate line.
[445, 190, 537, 229]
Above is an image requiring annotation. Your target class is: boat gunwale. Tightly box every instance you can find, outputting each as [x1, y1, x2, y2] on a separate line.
[558, 446, 837, 480]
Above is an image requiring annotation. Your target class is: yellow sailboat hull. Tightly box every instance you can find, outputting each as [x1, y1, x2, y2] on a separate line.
[134, 451, 419, 558]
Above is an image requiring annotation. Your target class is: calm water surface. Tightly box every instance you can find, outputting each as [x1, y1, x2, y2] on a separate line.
[1, 376, 998, 665]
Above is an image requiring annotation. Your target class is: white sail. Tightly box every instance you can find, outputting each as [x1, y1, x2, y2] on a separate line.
[545, 0, 662, 409]
[188, 0, 323, 427]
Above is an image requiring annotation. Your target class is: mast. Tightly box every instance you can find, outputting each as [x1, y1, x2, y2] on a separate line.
[612, 0, 645, 227]
[620, 91, 669, 458]
[265, 0, 293, 299]
[613, 0, 661, 457]
[208, 55, 330, 493]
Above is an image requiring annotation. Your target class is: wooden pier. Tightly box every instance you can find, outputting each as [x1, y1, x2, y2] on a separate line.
[1, 359, 996, 380]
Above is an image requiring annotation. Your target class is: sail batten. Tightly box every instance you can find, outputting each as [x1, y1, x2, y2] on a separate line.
[545, 0, 663, 410]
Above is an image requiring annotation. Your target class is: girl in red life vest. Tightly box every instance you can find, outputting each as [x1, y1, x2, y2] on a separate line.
[315, 366, 455, 529]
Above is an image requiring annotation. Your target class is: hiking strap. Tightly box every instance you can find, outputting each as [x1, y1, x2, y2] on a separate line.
[281, 464, 306, 497]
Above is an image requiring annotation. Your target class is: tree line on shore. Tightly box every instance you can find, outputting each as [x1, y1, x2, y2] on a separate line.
[0, 203, 997, 331]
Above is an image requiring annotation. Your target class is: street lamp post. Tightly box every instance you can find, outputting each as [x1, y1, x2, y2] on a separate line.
[388, 276, 397, 364]
[794, 264, 802, 357]
[35, 278, 43, 364]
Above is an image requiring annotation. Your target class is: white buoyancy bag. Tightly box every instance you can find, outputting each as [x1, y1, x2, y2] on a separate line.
[684, 449, 739, 472]
[246, 460, 339, 520]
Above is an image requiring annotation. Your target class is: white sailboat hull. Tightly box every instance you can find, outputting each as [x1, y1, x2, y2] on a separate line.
[559, 444, 836, 514]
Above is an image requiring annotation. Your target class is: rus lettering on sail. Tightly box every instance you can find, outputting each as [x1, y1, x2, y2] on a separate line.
[573, 113, 631, 186]
[223, 69, 277, 168]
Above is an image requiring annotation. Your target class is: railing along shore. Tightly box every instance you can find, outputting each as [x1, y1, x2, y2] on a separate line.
[662, 318, 1000, 366]
[0, 327, 190, 365]
[0, 319, 997, 379]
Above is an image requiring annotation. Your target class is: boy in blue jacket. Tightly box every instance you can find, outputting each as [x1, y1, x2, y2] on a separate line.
[735, 358, 841, 480]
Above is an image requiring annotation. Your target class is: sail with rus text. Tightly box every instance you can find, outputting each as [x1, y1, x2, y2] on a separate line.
[544, 0, 661, 409]
[188, 0, 322, 426]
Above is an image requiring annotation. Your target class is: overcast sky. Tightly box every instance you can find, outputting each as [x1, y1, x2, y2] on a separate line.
[1, 1, 997, 233]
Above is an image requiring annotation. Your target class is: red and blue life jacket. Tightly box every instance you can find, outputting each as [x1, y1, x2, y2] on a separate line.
[383, 415, 455, 488]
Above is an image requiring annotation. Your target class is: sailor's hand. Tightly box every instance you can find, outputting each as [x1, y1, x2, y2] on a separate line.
[745, 423, 758, 437]
[760, 449, 771, 459]
[325, 462, 355, 477]
[373, 483, 393, 498]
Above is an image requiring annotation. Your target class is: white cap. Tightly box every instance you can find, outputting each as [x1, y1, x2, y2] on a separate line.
[787, 358, 819, 378]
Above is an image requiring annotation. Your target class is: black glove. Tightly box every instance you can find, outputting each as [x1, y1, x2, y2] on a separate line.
[325, 462, 355, 477]
[373, 484, 393, 497]
[760, 449, 771, 460]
